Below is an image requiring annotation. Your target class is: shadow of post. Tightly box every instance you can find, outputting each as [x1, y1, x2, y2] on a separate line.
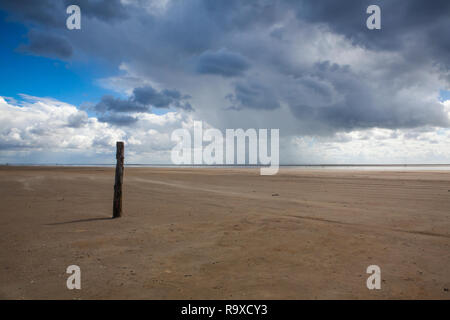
[45, 217, 113, 226]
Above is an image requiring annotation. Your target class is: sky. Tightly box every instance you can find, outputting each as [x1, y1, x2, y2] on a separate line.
[0, 0, 449, 164]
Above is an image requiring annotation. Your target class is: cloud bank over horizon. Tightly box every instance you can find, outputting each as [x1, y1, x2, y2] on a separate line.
[1, 95, 449, 164]
[0, 0, 449, 164]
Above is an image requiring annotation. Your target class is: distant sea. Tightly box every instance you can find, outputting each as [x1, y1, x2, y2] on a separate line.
[3, 164, 450, 171]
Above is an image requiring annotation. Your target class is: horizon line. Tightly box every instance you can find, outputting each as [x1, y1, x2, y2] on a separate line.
[2, 163, 450, 167]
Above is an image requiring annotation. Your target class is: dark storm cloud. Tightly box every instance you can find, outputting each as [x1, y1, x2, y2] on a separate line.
[0, 0, 130, 61]
[94, 85, 193, 115]
[0, 0, 63, 27]
[2, 0, 449, 135]
[63, 0, 129, 22]
[226, 80, 280, 110]
[0, 0, 128, 27]
[133, 86, 172, 108]
[194, 48, 250, 77]
[202, 0, 282, 32]
[294, 0, 450, 69]
[133, 86, 193, 110]
[98, 114, 138, 126]
[18, 30, 73, 59]
[95, 95, 150, 113]
[287, 61, 449, 134]
[93, 85, 193, 125]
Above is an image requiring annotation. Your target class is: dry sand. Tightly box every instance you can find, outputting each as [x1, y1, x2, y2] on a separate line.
[0, 166, 449, 299]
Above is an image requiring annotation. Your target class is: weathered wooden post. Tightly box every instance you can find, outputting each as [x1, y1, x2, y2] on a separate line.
[113, 141, 124, 218]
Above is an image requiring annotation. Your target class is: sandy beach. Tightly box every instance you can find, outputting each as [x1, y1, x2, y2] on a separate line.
[0, 166, 449, 299]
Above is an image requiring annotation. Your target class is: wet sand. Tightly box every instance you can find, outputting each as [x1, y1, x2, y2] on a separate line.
[0, 166, 449, 299]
